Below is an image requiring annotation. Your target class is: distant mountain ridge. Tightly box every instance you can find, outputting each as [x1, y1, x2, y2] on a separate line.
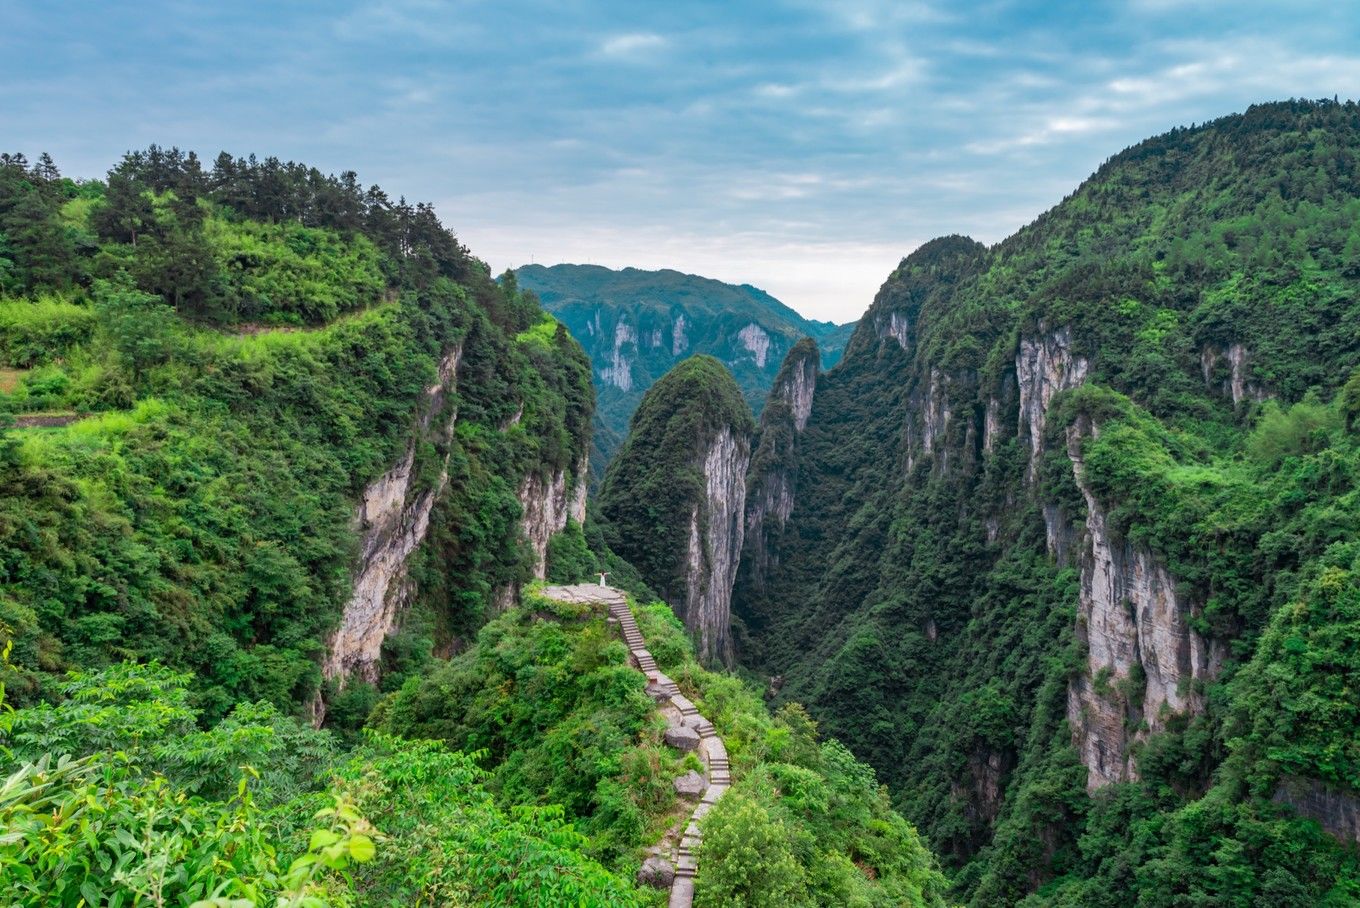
[514, 263, 854, 475]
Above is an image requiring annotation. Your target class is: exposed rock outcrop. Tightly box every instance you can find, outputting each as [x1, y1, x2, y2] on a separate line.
[878, 309, 912, 350]
[665, 722, 702, 752]
[1017, 327, 1089, 479]
[1274, 777, 1360, 843]
[741, 340, 818, 595]
[1060, 416, 1214, 789]
[319, 345, 462, 699]
[738, 323, 771, 368]
[674, 770, 707, 799]
[601, 321, 636, 391]
[683, 426, 750, 665]
[1200, 342, 1267, 405]
[516, 459, 589, 579]
[599, 355, 754, 668]
[672, 313, 689, 356]
[638, 856, 676, 889]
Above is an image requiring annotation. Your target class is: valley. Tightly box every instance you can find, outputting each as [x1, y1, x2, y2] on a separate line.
[2, 98, 1360, 907]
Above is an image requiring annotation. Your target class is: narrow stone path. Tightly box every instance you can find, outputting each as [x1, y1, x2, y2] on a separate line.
[538, 584, 730, 908]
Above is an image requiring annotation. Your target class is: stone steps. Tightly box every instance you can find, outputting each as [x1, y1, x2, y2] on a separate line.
[544, 586, 730, 908]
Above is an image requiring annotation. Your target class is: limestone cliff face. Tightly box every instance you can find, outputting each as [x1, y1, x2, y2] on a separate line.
[598, 355, 755, 667]
[1274, 777, 1360, 843]
[684, 426, 751, 665]
[1017, 326, 1090, 479]
[601, 321, 637, 391]
[516, 458, 590, 579]
[320, 345, 462, 694]
[742, 340, 819, 596]
[1058, 416, 1215, 789]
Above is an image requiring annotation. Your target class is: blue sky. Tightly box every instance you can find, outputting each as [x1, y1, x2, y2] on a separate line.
[3, 1, 1358, 321]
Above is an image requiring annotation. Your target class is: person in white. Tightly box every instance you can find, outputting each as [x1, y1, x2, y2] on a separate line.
[598, 571, 610, 587]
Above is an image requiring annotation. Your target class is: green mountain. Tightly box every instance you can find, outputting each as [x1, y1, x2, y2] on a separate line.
[8, 97, 1360, 908]
[514, 263, 854, 475]
[0, 148, 944, 906]
[598, 355, 756, 665]
[734, 99, 1360, 904]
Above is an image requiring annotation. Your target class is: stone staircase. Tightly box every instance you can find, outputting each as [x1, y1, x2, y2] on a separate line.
[538, 584, 730, 908]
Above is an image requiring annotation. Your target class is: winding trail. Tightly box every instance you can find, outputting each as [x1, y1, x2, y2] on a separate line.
[538, 584, 730, 908]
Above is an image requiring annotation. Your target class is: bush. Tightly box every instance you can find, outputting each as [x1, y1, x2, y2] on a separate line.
[0, 294, 95, 367]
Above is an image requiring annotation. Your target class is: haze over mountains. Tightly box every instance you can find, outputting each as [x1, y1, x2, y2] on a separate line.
[515, 263, 854, 472]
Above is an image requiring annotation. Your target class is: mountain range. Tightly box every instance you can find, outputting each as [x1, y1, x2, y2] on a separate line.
[514, 263, 854, 474]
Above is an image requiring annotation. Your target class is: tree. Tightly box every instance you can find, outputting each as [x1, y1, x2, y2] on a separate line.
[695, 789, 810, 908]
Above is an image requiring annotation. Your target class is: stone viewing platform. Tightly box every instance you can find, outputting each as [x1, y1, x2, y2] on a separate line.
[536, 583, 731, 908]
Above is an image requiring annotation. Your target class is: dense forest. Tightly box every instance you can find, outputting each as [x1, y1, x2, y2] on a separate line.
[6, 99, 1360, 906]
[0, 146, 593, 723]
[0, 148, 946, 905]
[737, 99, 1360, 905]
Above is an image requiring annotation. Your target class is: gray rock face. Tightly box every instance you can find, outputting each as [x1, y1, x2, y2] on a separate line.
[742, 341, 818, 597]
[674, 770, 707, 799]
[876, 309, 912, 350]
[637, 855, 675, 889]
[1200, 342, 1268, 405]
[601, 321, 636, 391]
[318, 346, 462, 704]
[1017, 326, 1089, 480]
[664, 723, 702, 752]
[906, 367, 955, 474]
[515, 458, 589, 580]
[1060, 416, 1215, 789]
[1274, 777, 1360, 843]
[682, 425, 750, 665]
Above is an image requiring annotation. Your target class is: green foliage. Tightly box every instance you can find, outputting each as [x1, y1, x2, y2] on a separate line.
[696, 787, 809, 907]
[1245, 393, 1340, 465]
[371, 586, 947, 904]
[336, 735, 646, 907]
[208, 217, 385, 325]
[372, 601, 664, 868]
[516, 263, 853, 474]
[737, 100, 1360, 904]
[0, 293, 95, 367]
[546, 518, 599, 583]
[0, 662, 369, 908]
[599, 355, 754, 611]
[0, 147, 593, 724]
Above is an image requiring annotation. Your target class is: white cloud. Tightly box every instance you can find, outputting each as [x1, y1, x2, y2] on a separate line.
[598, 32, 667, 58]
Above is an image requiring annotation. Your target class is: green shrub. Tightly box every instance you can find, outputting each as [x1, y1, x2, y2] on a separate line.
[0, 294, 95, 367]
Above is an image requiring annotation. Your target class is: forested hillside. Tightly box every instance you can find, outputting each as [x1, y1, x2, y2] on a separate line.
[0, 146, 947, 906]
[516, 263, 852, 477]
[738, 100, 1360, 905]
[0, 147, 593, 723]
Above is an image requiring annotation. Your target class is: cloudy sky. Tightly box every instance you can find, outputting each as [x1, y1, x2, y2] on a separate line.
[4, 1, 1358, 321]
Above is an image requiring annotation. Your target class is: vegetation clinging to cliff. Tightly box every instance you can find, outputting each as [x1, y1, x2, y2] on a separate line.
[0, 147, 592, 724]
[597, 355, 754, 605]
[740, 100, 1360, 905]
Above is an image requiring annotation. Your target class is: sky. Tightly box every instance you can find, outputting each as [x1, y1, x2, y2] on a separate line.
[3, 1, 1358, 322]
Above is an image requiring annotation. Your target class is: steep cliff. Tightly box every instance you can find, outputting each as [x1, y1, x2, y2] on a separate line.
[0, 148, 596, 738]
[598, 355, 754, 664]
[321, 345, 463, 690]
[735, 101, 1360, 903]
[1056, 414, 1216, 790]
[515, 264, 851, 477]
[736, 338, 819, 630]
